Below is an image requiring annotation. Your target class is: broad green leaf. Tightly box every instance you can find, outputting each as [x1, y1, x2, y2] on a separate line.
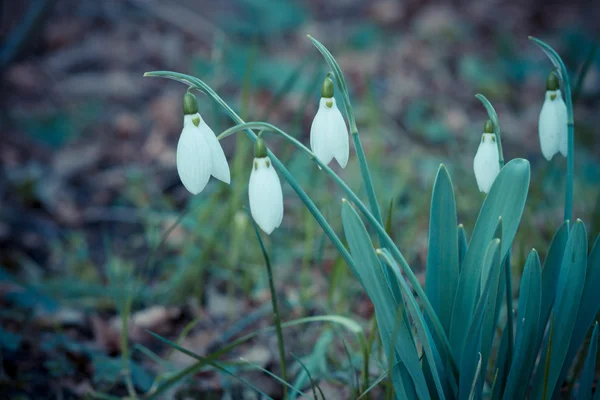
[503, 250, 542, 399]
[341, 200, 428, 399]
[524, 222, 571, 398]
[458, 224, 468, 270]
[537, 220, 588, 398]
[480, 225, 507, 383]
[450, 159, 530, 360]
[425, 164, 459, 335]
[379, 248, 449, 399]
[538, 221, 570, 343]
[575, 323, 598, 400]
[555, 234, 600, 392]
[459, 239, 501, 400]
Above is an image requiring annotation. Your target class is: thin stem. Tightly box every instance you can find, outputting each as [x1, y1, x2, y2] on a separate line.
[352, 132, 384, 241]
[219, 121, 459, 378]
[528, 36, 574, 222]
[308, 35, 385, 238]
[268, 267, 287, 399]
[121, 294, 137, 399]
[254, 227, 288, 398]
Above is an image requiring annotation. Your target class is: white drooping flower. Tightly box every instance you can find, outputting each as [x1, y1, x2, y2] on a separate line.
[473, 128, 500, 194]
[248, 138, 283, 235]
[176, 93, 230, 194]
[538, 71, 568, 160]
[309, 77, 349, 168]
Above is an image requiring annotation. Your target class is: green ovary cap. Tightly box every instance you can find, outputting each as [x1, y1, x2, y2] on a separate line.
[546, 70, 559, 91]
[254, 137, 268, 158]
[484, 119, 494, 133]
[321, 77, 334, 98]
[183, 92, 199, 115]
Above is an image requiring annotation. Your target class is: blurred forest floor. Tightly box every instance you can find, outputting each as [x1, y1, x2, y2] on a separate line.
[0, 0, 599, 398]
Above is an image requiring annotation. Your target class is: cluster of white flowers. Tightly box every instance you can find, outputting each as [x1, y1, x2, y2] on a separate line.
[473, 70, 568, 194]
[176, 79, 350, 235]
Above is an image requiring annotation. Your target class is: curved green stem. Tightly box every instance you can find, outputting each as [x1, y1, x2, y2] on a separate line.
[143, 71, 356, 277]
[219, 121, 459, 379]
[475, 94, 504, 166]
[475, 93, 514, 373]
[529, 36, 574, 222]
[308, 35, 385, 237]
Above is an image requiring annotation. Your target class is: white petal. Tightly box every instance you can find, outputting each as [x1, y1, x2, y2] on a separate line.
[473, 133, 500, 194]
[177, 116, 212, 194]
[556, 91, 568, 157]
[538, 90, 562, 161]
[310, 100, 335, 166]
[330, 105, 350, 168]
[310, 98, 350, 168]
[249, 157, 284, 234]
[197, 114, 231, 184]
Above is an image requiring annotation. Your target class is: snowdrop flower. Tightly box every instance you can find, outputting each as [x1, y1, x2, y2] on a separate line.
[538, 71, 568, 160]
[309, 76, 349, 168]
[473, 120, 500, 194]
[248, 138, 283, 234]
[177, 93, 230, 194]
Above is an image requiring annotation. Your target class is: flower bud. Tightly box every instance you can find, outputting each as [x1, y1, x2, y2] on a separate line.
[546, 70, 559, 91]
[183, 92, 199, 115]
[321, 77, 334, 99]
[254, 137, 268, 158]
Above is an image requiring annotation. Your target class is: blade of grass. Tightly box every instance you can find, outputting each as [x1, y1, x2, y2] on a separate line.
[291, 352, 326, 400]
[239, 358, 308, 399]
[143, 315, 365, 399]
[146, 331, 273, 399]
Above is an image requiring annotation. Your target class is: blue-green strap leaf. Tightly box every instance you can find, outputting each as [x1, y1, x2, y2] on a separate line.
[554, 233, 600, 395]
[503, 250, 542, 399]
[379, 248, 450, 399]
[449, 159, 530, 360]
[459, 239, 502, 399]
[425, 164, 459, 336]
[575, 322, 598, 400]
[536, 220, 588, 398]
[458, 224, 468, 271]
[341, 200, 429, 399]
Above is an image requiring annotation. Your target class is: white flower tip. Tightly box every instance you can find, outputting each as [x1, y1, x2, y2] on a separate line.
[473, 133, 500, 194]
[177, 123, 211, 195]
[310, 98, 349, 168]
[249, 157, 283, 236]
[341, 198, 347, 203]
